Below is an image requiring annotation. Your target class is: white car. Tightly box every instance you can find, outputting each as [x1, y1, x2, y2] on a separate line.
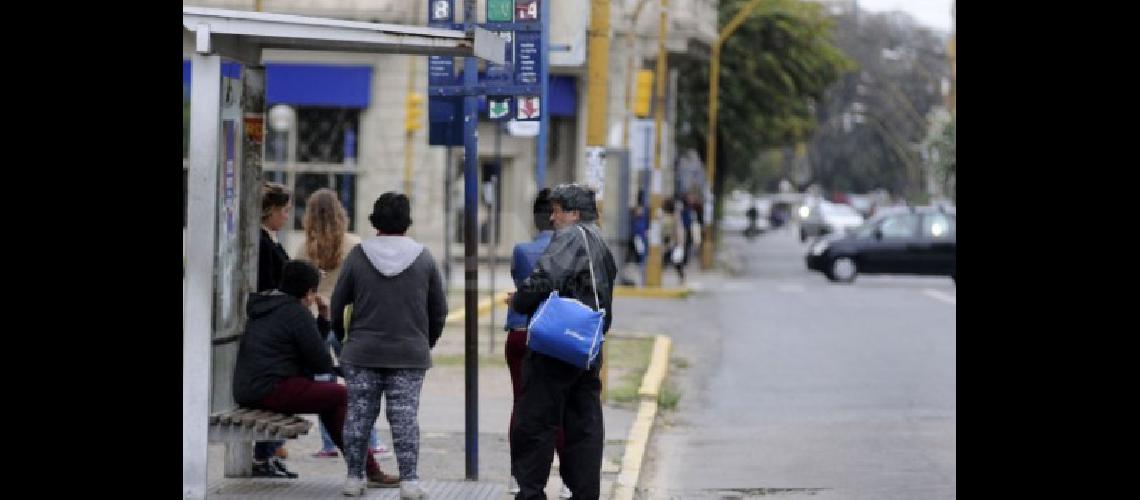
[799, 201, 865, 242]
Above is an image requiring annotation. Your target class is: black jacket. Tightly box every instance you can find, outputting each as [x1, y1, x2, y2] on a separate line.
[232, 292, 334, 406]
[512, 222, 618, 334]
[258, 228, 289, 293]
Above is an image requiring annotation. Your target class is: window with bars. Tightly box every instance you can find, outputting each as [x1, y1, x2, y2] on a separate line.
[263, 106, 361, 232]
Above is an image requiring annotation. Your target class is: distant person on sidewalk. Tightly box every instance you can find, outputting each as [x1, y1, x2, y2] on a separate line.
[503, 188, 571, 498]
[232, 260, 399, 485]
[254, 181, 294, 477]
[292, 188, 387, 459]
[331, 192, 448, 498]
[509, 184, 618, 500]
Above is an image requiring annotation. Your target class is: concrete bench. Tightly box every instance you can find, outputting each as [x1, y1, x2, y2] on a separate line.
[208, 408, 313, 477]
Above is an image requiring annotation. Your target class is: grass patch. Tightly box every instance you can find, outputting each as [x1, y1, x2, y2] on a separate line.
[604, 336, 655, 405]
[657, 382, 681, 410]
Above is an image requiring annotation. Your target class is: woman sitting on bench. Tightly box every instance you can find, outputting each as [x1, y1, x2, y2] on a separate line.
[232, 260, 400, 486]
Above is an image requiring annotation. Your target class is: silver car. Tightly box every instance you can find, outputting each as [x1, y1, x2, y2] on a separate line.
[799, 201, 865, 242]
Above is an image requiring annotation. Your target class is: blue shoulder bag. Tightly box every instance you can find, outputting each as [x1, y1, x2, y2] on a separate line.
[526, 225, 606, 369]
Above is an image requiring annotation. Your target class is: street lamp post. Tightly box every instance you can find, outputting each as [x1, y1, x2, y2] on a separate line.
[703, 0, 765, 270]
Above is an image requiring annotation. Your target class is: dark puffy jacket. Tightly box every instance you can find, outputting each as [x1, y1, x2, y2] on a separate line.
[232, 292, 333, 405]
[512, 222, 618, 334]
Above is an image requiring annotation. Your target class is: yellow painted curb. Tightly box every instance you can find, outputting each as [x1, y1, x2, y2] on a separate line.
[611, 334, 673, 500]
[445, 290, 511, 324]
[614, 285, 692, 299]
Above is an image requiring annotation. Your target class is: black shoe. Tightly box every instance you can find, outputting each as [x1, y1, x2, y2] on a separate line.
[251, 459, 298, 479]
[269, 457, 299, 478]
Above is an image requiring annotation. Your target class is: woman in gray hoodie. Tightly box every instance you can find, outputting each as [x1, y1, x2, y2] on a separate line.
[331, 192, 447, 498]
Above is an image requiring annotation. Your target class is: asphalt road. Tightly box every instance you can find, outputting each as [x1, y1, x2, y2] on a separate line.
[630, 226, 956, 499]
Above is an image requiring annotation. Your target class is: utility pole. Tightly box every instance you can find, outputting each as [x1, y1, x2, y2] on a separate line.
[645, 0, 669, 287]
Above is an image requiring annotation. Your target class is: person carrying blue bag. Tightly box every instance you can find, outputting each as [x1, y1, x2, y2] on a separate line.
[509, 183, 618, 500]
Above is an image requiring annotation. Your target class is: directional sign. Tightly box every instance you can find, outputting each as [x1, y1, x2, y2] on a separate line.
[517, 95, 540, 120]
[485, 31, 514, 83]
[488, 96, 512, 120]
[429, 0, 454, 22]
[488, 0, 513, 22]
[515, 31, 540, 86]
[515, 0, 539, 21]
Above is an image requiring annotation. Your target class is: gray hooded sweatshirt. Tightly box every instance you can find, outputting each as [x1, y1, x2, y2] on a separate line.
[330, 236, 447, 369]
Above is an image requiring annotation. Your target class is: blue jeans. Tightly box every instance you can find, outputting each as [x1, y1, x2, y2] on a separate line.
[318, 332, 381, 452]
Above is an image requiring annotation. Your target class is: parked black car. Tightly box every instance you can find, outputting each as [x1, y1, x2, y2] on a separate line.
[805, 207, 955, 283]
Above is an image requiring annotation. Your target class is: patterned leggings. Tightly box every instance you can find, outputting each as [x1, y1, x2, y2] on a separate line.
[343, 364, 426, 480]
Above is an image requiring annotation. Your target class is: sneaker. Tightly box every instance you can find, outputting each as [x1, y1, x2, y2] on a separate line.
[367, 469, 400, 488]
[312, 449, 340, 458]
[251, 460, 294, 479]
[342, 477, 366, 497]
[507, 476, 520, 495]
[559, 484, 572, 499]
[400, 479, 428, 499]
[268, 457, 299, 479]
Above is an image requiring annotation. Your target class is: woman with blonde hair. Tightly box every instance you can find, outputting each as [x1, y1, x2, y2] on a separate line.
[294, 189, 390, 462]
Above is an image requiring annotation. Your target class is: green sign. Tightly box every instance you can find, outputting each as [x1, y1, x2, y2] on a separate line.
[489, 98, 510, 119]
[487, 0, 513, 22]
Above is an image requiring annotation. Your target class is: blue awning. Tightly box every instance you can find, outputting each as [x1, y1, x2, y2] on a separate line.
[265, 63, 373, 108]
[183, 61, 373, 108]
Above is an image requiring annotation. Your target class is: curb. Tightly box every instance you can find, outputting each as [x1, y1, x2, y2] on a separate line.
[445, 290, 511, 324]
[610, 335, 672, 500]
[614, 286, 692, 299]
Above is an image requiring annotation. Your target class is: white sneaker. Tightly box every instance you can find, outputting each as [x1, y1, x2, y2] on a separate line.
[342, 477, 366, 497]
[400, 479, 428, 499]
[508, 476, 520, 494]
[559, 484, 573, 499]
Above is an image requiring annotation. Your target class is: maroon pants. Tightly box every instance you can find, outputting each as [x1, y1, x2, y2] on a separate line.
[256, 376, 382, 475]
[506, 328, 565, 456]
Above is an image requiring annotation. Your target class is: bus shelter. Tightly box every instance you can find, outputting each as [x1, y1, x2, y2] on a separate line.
[182, 7, 501, 498]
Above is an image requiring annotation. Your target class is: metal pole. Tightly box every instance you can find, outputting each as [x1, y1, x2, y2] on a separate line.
[536, 0, 550, 189]
[444, 147, 453, 294]
[488, 171, 498, 355]
[704, 0, 765, 269]
[462, 0, 479, 481]
[184, 52, 221, 500]
[644, 0, 668, 287]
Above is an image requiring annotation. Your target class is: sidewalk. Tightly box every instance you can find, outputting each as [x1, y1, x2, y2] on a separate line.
[206, 295, 637, 499]
[205, 257, 724, 498]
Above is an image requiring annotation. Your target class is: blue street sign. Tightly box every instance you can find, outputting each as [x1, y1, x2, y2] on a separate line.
[515, 31, 540, 86]
[428, 55, 456, 86]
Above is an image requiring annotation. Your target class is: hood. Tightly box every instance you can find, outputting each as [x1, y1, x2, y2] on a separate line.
[360, 236, 425, 277]
[246, 291, 295, 320]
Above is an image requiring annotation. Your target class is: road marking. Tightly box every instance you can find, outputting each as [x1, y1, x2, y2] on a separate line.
[923, 289, 956, 305]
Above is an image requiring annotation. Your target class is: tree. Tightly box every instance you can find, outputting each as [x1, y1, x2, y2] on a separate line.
[674, 0, 853, 194]
[805, 8, 952, 198]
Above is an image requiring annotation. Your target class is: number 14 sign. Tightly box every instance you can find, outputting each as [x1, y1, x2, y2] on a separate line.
[515, 0, 538, 21]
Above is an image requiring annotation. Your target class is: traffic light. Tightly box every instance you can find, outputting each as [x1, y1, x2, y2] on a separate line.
[405, 92, 424, 133]
[634, 69, 654, 118]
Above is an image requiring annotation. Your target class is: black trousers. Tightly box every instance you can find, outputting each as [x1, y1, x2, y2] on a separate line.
[511, 350, 605, 500]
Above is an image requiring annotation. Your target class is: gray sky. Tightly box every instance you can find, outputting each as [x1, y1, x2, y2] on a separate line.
[856, 0, 954, 33]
